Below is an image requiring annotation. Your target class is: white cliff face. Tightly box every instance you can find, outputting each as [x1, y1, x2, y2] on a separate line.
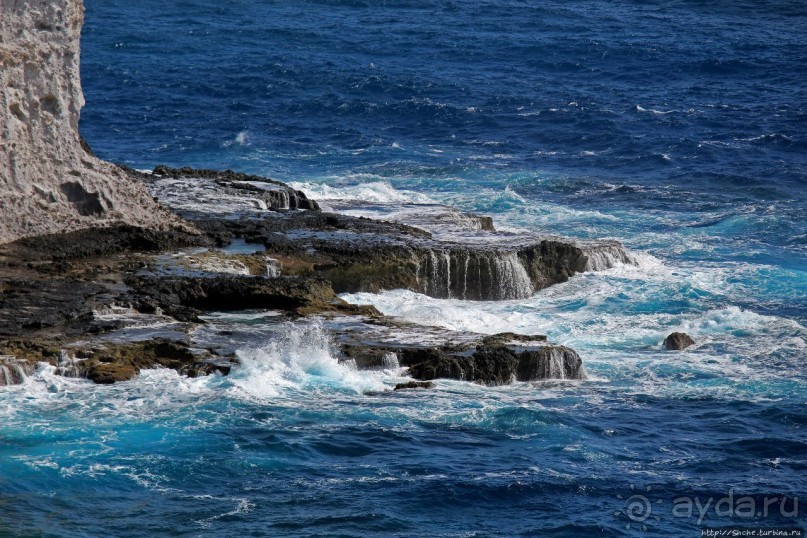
[0, 0, 179, 244]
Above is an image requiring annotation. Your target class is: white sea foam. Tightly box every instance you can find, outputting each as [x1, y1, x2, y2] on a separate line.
[224, 320, 391, 400]
[636, 105, 675, 115]
[222, 130, 250, 147]
[340, 254, 807, 399]
[287, 179, 436, 205]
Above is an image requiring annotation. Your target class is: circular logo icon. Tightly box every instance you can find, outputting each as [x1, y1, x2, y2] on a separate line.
[615, 484, 663, 531]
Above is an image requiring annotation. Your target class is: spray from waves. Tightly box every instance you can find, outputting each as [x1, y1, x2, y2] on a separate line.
[0, 322, 403, 425]
[635, 104, 678, 115]
[288, 178, 436, 205]
[225, 320, 389, 400]
[222, 130, 249, 147]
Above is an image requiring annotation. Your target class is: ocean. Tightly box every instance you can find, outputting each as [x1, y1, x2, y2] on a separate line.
[2, 0, 805, 536]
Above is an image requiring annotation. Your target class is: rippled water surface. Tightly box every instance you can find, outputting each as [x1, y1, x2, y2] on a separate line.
[2, 1, 805, 536]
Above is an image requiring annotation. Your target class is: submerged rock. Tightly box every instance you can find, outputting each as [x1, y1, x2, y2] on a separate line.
[664, 332, 696, 350]
[394, 381, 435, 391]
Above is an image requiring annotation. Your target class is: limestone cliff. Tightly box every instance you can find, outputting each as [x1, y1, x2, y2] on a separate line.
[0, 0, 179, 244]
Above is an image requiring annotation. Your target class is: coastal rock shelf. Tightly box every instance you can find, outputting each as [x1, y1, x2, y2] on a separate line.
[137, 166, 321, 215]
[142, 167, 636, 301]
[0, 163, 634, 387]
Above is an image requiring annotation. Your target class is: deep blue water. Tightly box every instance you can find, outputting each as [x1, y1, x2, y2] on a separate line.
[2, 1, 806, 536]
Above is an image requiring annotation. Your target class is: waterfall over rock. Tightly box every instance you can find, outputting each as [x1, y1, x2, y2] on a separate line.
[516, 346, 586, 381]
[0, 356, 35, 386]
[581, 242, 636, 271]
[416, 249, 534, 300]
[403, 341, 586, 385]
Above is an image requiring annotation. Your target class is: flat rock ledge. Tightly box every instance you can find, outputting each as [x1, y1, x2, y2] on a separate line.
[152, 166, 636, 301]
[0, 167, 608, 387]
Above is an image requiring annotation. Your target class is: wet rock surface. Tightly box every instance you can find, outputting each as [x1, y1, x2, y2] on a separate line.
[394, 381, 435, 391]
[332, 319, 585, 385]
[126, 274, 349, 320]
[138, 167, 634, 301]
[0, 337, 232, 385]
[0, 356, 37, 386]
[134, 166, 321, 215]
[664, 332, 696, 350]
[401, 342, 584, 385]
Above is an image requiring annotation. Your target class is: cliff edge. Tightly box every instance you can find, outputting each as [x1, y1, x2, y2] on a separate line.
[0, 0, 179, 244]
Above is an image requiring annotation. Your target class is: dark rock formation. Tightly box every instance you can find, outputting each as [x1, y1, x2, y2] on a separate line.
[394, 381, 435, 391]
[8, 224, 209, 263]
[0, 337, 233, 385]
[664, 332, 695, 350]
[188, 214, 633, 301]
[405, 343, 584, 385]
[85, 363, 138, 384]
[0, 226, 213, 338]
[132, 167, 634, 301]
[0, 278, 111, 337]
[126, 274, 347, 320]
[337, 327, 584, 386]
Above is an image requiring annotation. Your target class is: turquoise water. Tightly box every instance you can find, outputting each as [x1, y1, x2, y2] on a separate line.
[2, 1, 805, 536]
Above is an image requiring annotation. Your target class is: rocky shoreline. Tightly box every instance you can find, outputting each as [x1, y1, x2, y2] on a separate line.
[0, 0, 630, 389]
[0, 165, 627, 388]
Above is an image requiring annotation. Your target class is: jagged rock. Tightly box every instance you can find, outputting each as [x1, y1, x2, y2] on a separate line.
[56, 338, 232, 384]
[0, 278, 111, 337]
[0, 0, 181, 244]
[0, 226, 213, 337]
[85, 363, 137, 384]
[664, 332, 695, 350]
[1, 335, 234, 385]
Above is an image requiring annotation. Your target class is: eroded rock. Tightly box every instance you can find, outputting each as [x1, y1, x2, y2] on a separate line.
[0, 0, 181, 244]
